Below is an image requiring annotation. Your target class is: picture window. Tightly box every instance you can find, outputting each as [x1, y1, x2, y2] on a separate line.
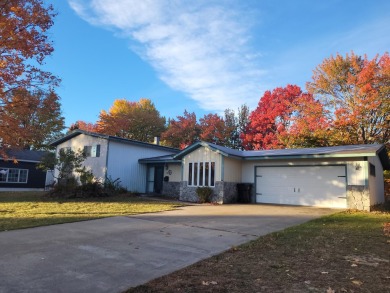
[188, 161, 215, 187]
[0, 168, 28, 183]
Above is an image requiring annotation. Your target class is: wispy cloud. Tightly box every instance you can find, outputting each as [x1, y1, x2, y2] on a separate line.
[68, 0, 264, 112]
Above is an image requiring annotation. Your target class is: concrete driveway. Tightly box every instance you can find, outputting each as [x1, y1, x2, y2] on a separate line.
[0, 204, 337, 293]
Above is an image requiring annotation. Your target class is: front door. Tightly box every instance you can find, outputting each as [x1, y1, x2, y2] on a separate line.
[153, 165, 164, 194]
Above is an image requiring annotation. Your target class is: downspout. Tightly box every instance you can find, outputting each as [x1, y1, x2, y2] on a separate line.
[221, 154, 224, 181]
[104, 139, 110, 182]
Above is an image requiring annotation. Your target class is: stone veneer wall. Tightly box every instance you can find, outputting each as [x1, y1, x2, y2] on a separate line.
[214, 182, 238, 203]
[347, 185, 370, 211]
[180, 181, 198, 202]
[162, 182, 180, 199]
[180, 181, 238, 203]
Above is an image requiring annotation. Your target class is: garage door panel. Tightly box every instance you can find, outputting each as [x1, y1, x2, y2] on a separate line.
[256, 166, 347, 208]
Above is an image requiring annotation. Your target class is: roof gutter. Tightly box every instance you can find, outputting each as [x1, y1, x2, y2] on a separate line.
[242, 152, 379, 161]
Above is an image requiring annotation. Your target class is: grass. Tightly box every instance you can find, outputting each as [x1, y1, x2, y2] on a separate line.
[0, 191, 183, 231]
[127, 210, 390, 293]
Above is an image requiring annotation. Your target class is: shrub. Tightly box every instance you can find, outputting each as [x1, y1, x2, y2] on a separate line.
[196, 187, 213, 203]
[78, 180, 106, 197]
[51, 176, 79, 197]
[79, 167, 94, 185]
[104, 176, 127, 195]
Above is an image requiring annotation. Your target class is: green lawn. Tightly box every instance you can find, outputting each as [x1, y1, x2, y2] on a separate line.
[0, 192, 183, 231]
[128, 210, 390, 293]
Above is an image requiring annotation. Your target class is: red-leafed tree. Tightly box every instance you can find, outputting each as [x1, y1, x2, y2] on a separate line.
[307, 51, 390, 145]
[199, 113, 225, 145]
[242, 85, 303, 150]
[0, 1, 62, 150]
[161, 110, 200, 149]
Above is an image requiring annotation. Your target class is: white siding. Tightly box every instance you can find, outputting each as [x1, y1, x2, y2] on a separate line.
[368, 156, 385, 205]
[346, 160, 367, 186]
[106, 141, 177, 192]
[45, 170, 55, 188]
[54, 134, 108, 180]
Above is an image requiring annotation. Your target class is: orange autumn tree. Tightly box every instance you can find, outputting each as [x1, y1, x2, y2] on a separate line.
[96, 98, 166, 143]
[307, 52, 390, 145]
[285, 92, 331, 148]
[1, 88, 64, 149]
[0, 1, 63, 150]
[69, 120, 98, 132]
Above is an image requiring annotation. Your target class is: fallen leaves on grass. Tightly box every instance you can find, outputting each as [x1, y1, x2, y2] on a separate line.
[201, 281, 218, 286]
[384, 222, 390, 236]
[351, 279, 363, 286]
[345, 255, 390, 267]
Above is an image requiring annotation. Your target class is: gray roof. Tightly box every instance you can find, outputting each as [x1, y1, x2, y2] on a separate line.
[50, 130, 179, 153]
[0, 149, 48, 163]
[174, 141, 390, 170]
[139, 154, 181, 164]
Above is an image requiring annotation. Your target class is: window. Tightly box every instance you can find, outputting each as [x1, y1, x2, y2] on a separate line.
[0, 168, 28, 183]
[84, 146, 92, 157]
[188, 162, 215, 187]
[205, 162, 209, 186]
[84, 145, 100, 157]
[188, 163, 192, 185]
[210, 162, 215, 187]
[59, 147, 71, 153]
[199, 162, 203, 186]
[8, 169, 19, 182]
[369, 163, 376, 177]
[194, 162, 198, 185]
[19, 170, 28, 183]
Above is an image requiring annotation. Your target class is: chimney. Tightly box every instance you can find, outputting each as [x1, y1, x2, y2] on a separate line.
[154, 136, 160, 145]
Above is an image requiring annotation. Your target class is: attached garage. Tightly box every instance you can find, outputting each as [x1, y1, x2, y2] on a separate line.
[255, 165, 347, 208]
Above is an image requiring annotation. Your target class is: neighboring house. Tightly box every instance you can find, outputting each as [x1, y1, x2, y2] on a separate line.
[50, 130, 180, 193]
[173, 142, 390, 211]
[0, 149, 52, 191]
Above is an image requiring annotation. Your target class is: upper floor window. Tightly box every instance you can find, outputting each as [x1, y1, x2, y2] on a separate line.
[188, 162, 215, 187]
[0, 168, 28, 183]
[83, 145, 100, 157]
[59, 147, 71, 153]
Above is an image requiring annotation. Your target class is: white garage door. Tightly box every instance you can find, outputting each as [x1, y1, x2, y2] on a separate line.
[256, 165, 347, 208]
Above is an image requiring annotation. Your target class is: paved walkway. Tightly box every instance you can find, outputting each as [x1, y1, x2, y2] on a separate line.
[0, 204, 337, 293]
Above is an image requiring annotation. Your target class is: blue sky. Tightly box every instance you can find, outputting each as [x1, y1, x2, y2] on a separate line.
[44, 0, 390, 127]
